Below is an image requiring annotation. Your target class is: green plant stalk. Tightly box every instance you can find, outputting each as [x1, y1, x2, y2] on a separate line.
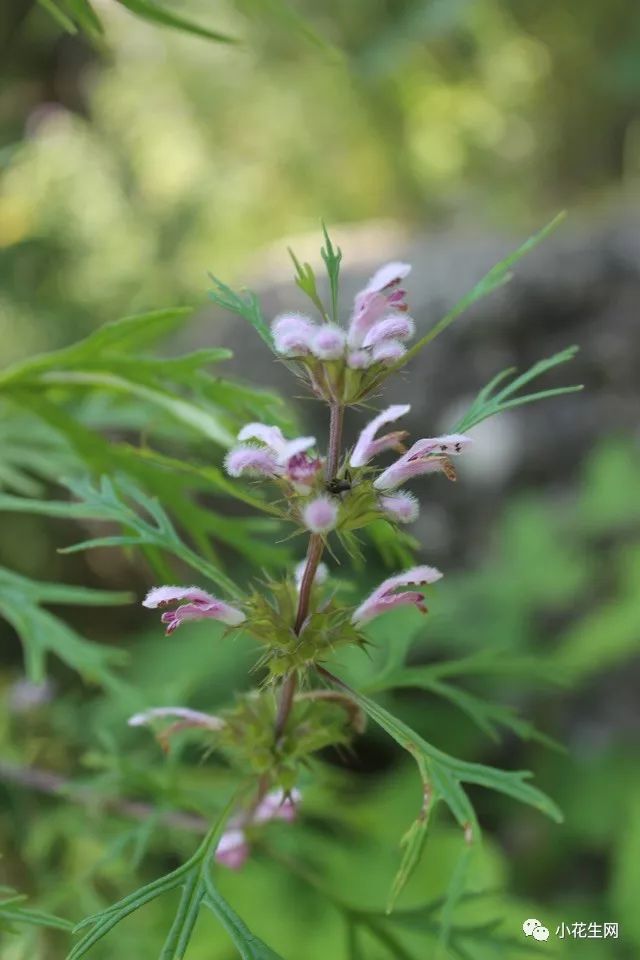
[274, 402, 344, 740]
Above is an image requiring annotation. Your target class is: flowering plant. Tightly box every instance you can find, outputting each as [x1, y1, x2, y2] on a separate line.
[0, 221, 583, 958]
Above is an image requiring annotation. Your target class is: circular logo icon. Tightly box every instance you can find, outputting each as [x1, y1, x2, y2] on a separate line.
[522, 918, 550, 942]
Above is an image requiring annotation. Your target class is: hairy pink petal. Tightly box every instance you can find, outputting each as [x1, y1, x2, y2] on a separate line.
[372, 339, 406, 365]
[224, 445, 278, 478]
[286, 452, 323, 493]
[311, 324, 346, 360]
[379, 491, 419, 524]
[144, 585, 245, 633]
[279, 436, 317, 465]
[253, 788, 302, 825]
[362, 261, 412, 295]
[303, 496, 338, 534]
[352, 564, 442, 627]
[236, 423, 316, 467]
[143, 585, 218, 609]
[362, 314, 415, 348]
[373, 434, 471, 490]
[349, 404, 411, 468]
[237, 422, 286, 449]
[127, 706, 225, 730]
[346, 349, 374, 369]
[404, 434, 472, 457]
[271, 312, 316, 356]
[215, 829, 250, 870]
[348, 262, 411, 348]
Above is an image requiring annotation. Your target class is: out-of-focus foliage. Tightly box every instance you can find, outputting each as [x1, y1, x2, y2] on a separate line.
[1, 2, 638, 958]
[1, 438, 638, 958]
[2, 0, 639, 364]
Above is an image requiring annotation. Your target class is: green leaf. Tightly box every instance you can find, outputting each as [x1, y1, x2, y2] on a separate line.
[35, 370, 235, 447]
[0, 309, 192, 386]
[396, 213, 567, 369]
[0, 889, 73, 933]
[0, 475, 242, 598]
[0, 567, 130, 688]
[208, 276, 274, 351]
[320, 222, 343, 324]
[69, 475, 243, 597]
[437, 843, 472, 954]
[386, 789, 432, 913]
[159, 872, 204, 960]
[453, 345, 583, 433]
[203, 871, 287, 960]
[323, 673, 563, 831]
[69, 795, 238, 959]
[288, 247, 328, 318]
[37, 0, 78, 32]
[370, 670, 559, 748]
[115, 0, 238, 43]
[60, 0, 103, 34]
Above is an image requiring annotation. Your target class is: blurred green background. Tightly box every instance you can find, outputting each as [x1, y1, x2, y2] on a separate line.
[1, 2, 639, 958]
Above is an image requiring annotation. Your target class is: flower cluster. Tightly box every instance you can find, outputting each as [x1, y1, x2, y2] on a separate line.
[273, 261, 412, 370]
[135, 251, 475, 871]
[215, 788, 302, 870]
[270, 261, 417, 404]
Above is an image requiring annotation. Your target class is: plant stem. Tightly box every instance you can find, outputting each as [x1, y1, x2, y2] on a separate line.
[274, 403, 344, 741]
[326, 401, 344, 479]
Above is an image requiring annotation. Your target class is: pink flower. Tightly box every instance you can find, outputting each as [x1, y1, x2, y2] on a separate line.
[373, 434, 472, 491]
[346, 349, 374, 369]
[303, 495, 338, 534]
[371, 340, 407, 365]
[253, 788, 302, 825]
[286, 451, 323, 493]
[361, 313, 415, 348]
[311, 324, 346, 360]
[225, 423, 322, 492]
[127, 706, 225, 731]
[379, 491, 419, 524]
[215, 829, 250, 870]
[143, 585, 245, 634]
[352, 565, 443, 627]
[214, 787, 303, 870]
[272, 312, 316, 356]
[349, 404, 411, 468]
[224, 445, 278, 478]
[348, 261, 411, 349]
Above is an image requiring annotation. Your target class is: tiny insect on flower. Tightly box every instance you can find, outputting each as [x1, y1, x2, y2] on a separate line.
[352, 565, 443, 627]
[143, 586, 245, 634]
[373, 434, 472, 490]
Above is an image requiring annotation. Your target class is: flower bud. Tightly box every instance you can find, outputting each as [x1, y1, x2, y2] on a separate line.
[302, 496, 338, 534]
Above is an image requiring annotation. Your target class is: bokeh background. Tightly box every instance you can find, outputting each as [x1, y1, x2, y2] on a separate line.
[1, 2, 639, 958]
